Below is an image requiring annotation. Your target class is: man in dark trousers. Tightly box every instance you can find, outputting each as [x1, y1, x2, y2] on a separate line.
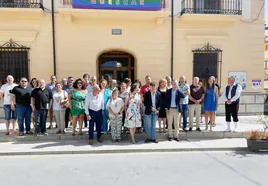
[31, 79, 53, 136]
[143, 82, 162, 143]
[165, 80, 185, 141]
[222, 76, 242, 132]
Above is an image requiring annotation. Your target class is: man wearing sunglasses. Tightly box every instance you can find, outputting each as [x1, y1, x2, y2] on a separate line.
[10, 77, 33, 136]
[31, 79, 53, 136]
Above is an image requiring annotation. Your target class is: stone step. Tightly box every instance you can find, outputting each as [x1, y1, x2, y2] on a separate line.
[0, 130, 249, 142]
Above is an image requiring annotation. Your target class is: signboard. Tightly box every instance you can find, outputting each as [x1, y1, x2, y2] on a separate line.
[72, 0, 162, 11]
[228, 71, 247, 91]
[252, 80, 262, 90]
[112, 28, 122, 35]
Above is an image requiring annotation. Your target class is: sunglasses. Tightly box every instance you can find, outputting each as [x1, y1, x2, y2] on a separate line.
[21, 80, 27, 83]
[77, 82, 83, 85]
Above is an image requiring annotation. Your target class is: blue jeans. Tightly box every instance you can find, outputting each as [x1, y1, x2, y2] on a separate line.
[34, 109, 48, 133]
[180, 104, 188, 129]
[4, 105, 17, 120]
[16, 105, 32, 133]
[145, 112, 158, 140]
[89, 109, 102, 140]
[102, 109, 109, 132]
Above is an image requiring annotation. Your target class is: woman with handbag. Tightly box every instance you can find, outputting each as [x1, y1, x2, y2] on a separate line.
[53, 82, 69, 134]
[107, 89, 124, 142]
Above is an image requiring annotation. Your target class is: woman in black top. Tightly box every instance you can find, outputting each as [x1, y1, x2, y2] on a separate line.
[158, 79, 168, 133]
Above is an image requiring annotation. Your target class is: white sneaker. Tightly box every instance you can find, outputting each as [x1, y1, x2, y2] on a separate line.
[224, 128, 231, 132]
[233, 129, 238, 133]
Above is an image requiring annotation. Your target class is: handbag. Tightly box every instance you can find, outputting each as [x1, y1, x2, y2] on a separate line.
[61, 91, 70, 109]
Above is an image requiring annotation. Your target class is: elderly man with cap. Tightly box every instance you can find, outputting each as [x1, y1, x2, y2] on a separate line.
[85, 85, 104, 145]
[222, 76, 242, 132]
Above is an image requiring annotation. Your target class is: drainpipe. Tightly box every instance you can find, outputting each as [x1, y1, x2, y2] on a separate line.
[171, 0, 174, 79]
[51, 0, 57, 76]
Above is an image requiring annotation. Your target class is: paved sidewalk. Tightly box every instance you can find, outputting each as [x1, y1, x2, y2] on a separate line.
[0, 116, 264, 142]
[0, 138, 248, 156]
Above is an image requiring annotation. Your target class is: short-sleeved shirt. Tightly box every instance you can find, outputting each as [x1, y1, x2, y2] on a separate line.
[0, 83, 18, 105]
[46, 83, 56, 92]
[140, 84, 150, 95]
[31, 88, 52, 109]
[10, 86, 32, 106]
[52, 90, 68, 111]
[106, 97, 124, 115]
[63, 85, 73, 94]
[179, 84, 190, 104]
[87, 84, 99, 94]
[189, 85, 204, 104]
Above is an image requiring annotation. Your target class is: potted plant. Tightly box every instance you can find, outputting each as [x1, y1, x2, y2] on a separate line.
[247, 115, 268, 152]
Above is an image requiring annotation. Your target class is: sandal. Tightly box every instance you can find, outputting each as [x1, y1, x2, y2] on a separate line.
[47, 125, 53, 130]
[79, 132, 83, 136]
[19, 132, 24, 136]
[56, 130, 61, 134]
[26, 131, 33, 135]
[61, 130, 65, 134]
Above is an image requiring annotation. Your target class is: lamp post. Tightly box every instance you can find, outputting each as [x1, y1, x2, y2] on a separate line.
[51, 0, 57, 76]
[171, 0, 174, 79]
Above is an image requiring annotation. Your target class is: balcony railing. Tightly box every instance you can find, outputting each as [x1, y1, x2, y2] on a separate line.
[0, 0, 43, 8]
[58, 0, 170, 9]
[181, 0, 242, 15]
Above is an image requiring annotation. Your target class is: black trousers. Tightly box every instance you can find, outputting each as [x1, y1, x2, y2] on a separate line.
[65, 108, 71, 128]
[225, 102, 239, 122]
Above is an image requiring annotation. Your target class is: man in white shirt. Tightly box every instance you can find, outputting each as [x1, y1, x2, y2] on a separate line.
[166, 76, 172, 89]
[85, 85, 104, 145]
[0, 75, 18, 135]
[222, 76, 242, 132]
[87, 76, 98, 94]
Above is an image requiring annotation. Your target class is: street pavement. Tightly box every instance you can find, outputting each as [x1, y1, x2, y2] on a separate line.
[0, 139, 248, 156]
[0, 151, 267, 186]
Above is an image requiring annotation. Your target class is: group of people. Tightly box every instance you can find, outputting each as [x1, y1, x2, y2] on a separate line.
[0, 74, 242, 145]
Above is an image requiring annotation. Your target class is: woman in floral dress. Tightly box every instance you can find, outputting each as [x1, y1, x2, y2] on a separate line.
[68, 78, 87, 136]
[124, 84, 142, 144]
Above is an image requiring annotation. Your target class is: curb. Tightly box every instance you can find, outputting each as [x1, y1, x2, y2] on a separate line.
[0, 131, 250, 142]
[0, 147, 249, 156]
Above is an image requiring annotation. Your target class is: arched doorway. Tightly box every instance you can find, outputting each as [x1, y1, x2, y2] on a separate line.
[99, 51, 135, 85]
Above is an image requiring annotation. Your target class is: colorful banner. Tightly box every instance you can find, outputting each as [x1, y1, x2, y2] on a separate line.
[72, 0, 162, 11]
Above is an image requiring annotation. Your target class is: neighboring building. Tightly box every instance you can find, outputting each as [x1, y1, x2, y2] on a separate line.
[0, 0, 265, 115]
[264, 27, 268, 90]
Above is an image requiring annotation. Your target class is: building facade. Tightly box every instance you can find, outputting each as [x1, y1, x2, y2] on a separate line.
[0, 0, 265, 115]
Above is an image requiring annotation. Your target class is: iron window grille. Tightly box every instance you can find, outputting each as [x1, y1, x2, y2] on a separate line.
[192, 43, 223, 86]
[0, 39, 30, 85]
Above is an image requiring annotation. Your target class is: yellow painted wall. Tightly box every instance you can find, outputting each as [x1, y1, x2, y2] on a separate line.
[0, 0, 264, 92]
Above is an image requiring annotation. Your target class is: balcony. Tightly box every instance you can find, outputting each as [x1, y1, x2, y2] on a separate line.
[180, 0, 242, 22]
[0, 0, 43, 9]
